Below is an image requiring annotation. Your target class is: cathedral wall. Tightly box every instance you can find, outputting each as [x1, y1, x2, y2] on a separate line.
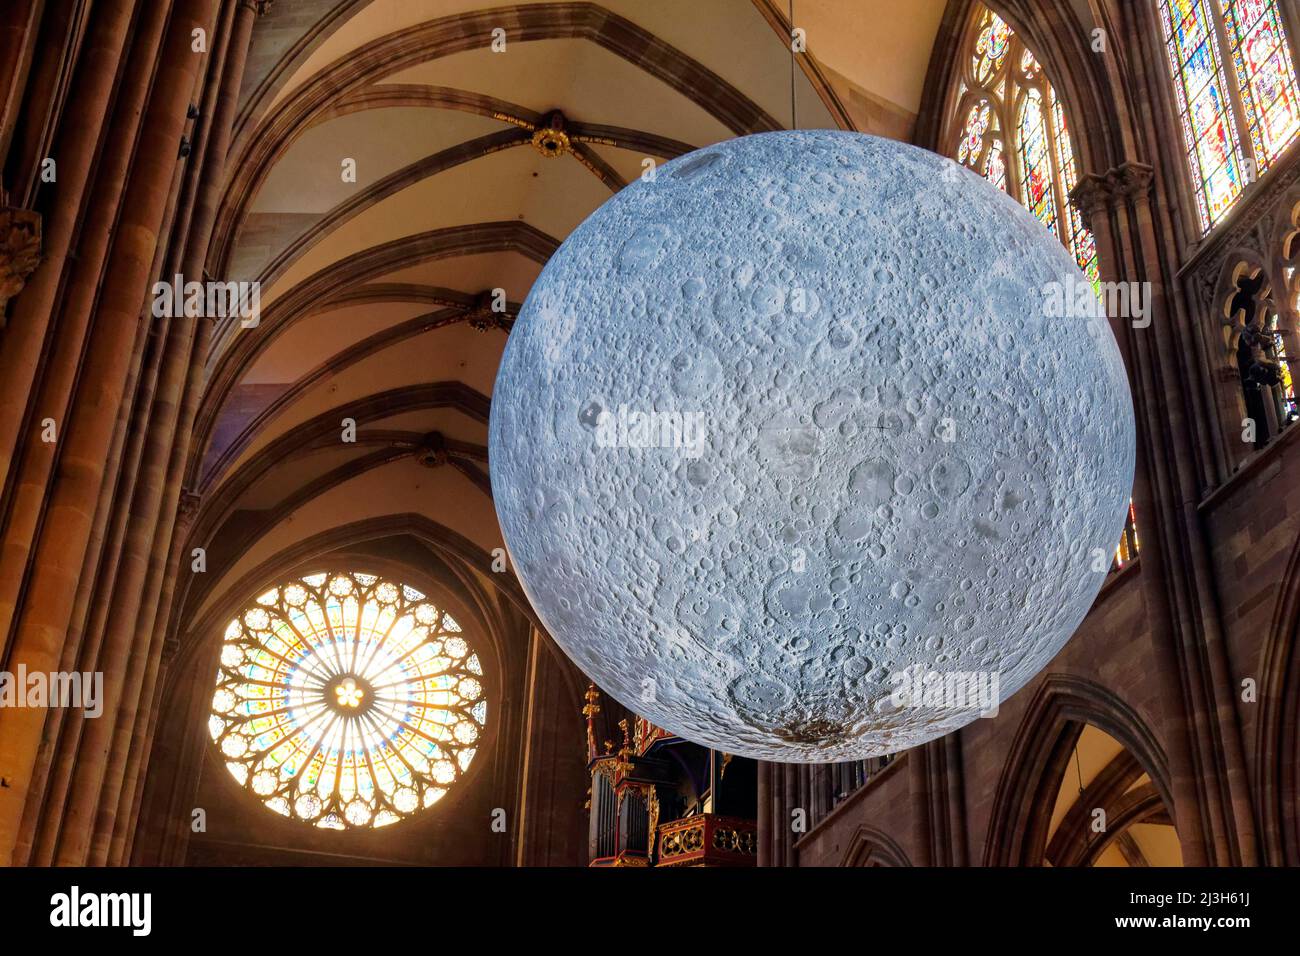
[958, 566, 1155, 864]
[1201, 422, 1300, 776]
[767, 0, 1300, 869]
[793, 755, 913, 866]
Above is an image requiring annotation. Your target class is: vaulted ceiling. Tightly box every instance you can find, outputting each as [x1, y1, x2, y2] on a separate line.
[184, 0, 947, 625]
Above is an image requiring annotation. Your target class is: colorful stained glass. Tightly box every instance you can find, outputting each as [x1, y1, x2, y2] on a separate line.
[973, 9, 1011, 83]
[1018, 89, 1058, 234]
[986, 139, 1007, 192]
[1052, 93, 1100, 287]
[209, 571, 487, 829]
[1020, 47, 1042, 80]
[956, 99, 1007, 191]
[957, 100, 992, 166]
[954, 5, 1098, 274]
[954, 4, 1134, 564]
[1158, 0, 1247, 231]
[1223, 0, 1300, 169]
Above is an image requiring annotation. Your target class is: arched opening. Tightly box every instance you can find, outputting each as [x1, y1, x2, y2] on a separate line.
[1042, 725, 1183, 867]
[843, 825, 912, 867]
[984, 675, 1178, 866]
[944, 2, 1099, 286]
[131, 517, 585, 867]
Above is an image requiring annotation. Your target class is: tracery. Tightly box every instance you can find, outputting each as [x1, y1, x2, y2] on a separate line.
[209, 571, 487, 829]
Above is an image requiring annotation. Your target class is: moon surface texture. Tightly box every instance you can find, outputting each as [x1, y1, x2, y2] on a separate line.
[489, 130, 1135, 762]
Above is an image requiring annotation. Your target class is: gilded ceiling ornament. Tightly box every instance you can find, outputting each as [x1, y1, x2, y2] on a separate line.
[531, 126, 572, 158]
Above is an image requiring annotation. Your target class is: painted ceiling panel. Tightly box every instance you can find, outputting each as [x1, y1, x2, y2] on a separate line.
[231, 324, 502, 472]
[252, 107, 506, 214]
[270, 145, 600, 293]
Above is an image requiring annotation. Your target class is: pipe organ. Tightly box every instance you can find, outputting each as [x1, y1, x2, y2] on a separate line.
[582, 685, 758, 867]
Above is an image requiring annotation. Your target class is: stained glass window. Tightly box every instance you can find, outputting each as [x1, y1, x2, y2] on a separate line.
[951, 4, 1134, 564]
[1018, 89, 1059, 234]
[1051, 91, 1100, 283]
[972, 12, 1011, 84]
[958, 100, 992, 166]
[950, 5, 1098, 287]
[1223, 0, 1300, 168]
[956, 99, 1007, 191]
[1158, 0, 1247, 230]
[1158, 0, 1300, 232]
[986, 139, 1007, 192]
[1113, 500, 1140, 570]
[209, 571, 487, 829]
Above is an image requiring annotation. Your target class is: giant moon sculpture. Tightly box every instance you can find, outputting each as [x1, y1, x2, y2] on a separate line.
[489, 130, 1135, 761]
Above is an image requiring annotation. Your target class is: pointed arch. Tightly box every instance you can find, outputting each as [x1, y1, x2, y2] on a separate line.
[209, 2, 782, 279]
[842, 825, 912, 867]
[939, 2, 1099, 286]
[983, 674, 1174, 866]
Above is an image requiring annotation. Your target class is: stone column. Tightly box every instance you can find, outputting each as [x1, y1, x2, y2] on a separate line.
[4, 3, 187, 867]
[0, 0, 41, 291]
[0, 0, 174, 666]
[130, 633, 220, 865]
[908, 744, 933, 866]
[61, 0, 262, 868]
[24, 103, 202, 865]
[945, 733, 967, 866]
[2, 0, 91, 209]
[0, 0, 219, 865]
[104, 2, 275, 864]
[116, 641, 180, 864]
[56, 0, 235, 869]
[910, 736, 966, 865]
[105, 491, 202, 865]
[1073, 162, 1258, 865]
[0, 0, 41, 172]
[781, 762, 796, 865]
[0, 0, 134, 524]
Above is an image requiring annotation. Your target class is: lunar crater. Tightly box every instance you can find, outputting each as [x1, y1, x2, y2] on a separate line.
[490, 130, 1135, 762]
